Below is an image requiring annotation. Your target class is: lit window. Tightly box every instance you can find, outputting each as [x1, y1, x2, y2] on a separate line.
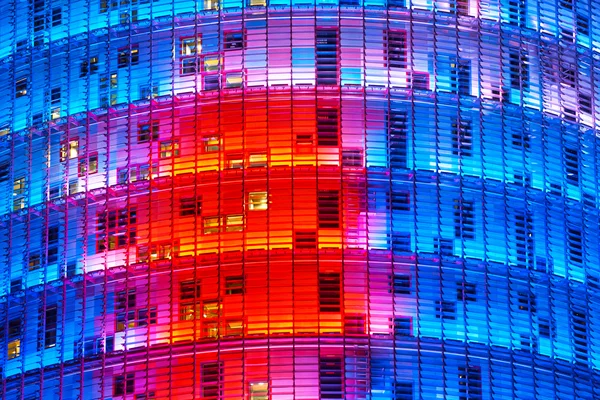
[180, 303, 202, 321]
[16, 78, 28, 98]
[203, 301, 221, 319]
[118, 45, 139, 68]
[28, 254, 41, 271]
[181, 37, 202, 56]
[225, 214, 244, 232]
[248, 192, 268, 211]
[203, 216, 221, 234]
[7, 339, 20, 360]
[249, 382, 269, 400]
[227, 154, 244, 169]
[13, 178, 25, 195]
[225, 72, 243, 88]
[79, 154, 98, 177]
[203, 136, 221, 152]
[248, 153, 267, 167]
[204, 0, 219, 9]
[0, 125, 10, 137]
[226, 320, 243, 336]
[181, 58, 200, 75]
[61, 139, 79, 161]
[159, 140, 180, 158]
[203, 55, 221, 72]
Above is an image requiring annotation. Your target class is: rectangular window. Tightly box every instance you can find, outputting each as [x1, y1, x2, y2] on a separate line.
[225, 214, 244, 232]
[51, 7, 62, 26]
[225, 275, 244, 295]
[159, 140, 180, 158]
[341, 149, 363, 167]
[181, 280, 201, 300]
[204, 0, 219, 10]
[344, 314, 365, 335]
[138, 121, 159, 143]
[508, 50, 529, 90]
[180, 280, 201, 321]
[44, 306, 58, 348]
[295, 230, 317, 249]
[16, 77, 28, 98]
[517, 291, 536, 312]
[118, 45, 139, 68]
[97, 208, 137, 252]
[389, 110, 408, 169]
[577, 14, 590, 36]
[392, 274, 411, 295]
[180, 197, 202, 216]
[393, 317, 412, 336]
[78, 153, 99, 177]
[451, 119, 473, 157]
[514, 211, 534, 267]
[28, 253, 41, 271]
[225, 71, 244, 89]
[248, 153, 267, 168]
[319, 272, 341, 312]
[458, 366, 482, 400]
[316, 28, 339, 86]
[319, 356, 343, 399]
[114, 373, 135, 396]
[204, 74, 220, 91]
[455, 0, 469, 14]
[391, 189, 410, 212]
[203, 216, 220, 234]
[435, 300, 456, 320]
[202, 135, 220, 153]
[181, 36, 202, 56]
[226, 320, 244, 336]
[249, 382, 269, 400]
[202, 362, 223, 399]
[572, 309, 588, 362]
[386, 30, 407, 69]
[452, 57, 471, 95]
[564, 146, 579, 184]
[13, 177, 25, 195]
[318, 190, 340, 228]
[203, 54, 221, 72]
[395, 382, 414, 400]
[8, 318, 21, 359]
[60, 139, 79, 161]
[453, 199, 475, 240]
[567, 227, 583, 266]
[224, 31, 244, 50]
[508, 0, 526, 27]
[181, 58, 200, 75]
[0, 162, 9, 183]
[456, 282, 477, 302]
[316, 107, 339, 147]
[248, 192, 268, 211]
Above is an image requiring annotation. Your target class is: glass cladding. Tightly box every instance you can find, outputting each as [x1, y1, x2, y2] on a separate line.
[0, 0, 599, 398]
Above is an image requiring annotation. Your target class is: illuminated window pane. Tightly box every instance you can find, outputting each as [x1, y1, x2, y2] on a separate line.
[203, 216, 221, 234]
[180, 303, 202, 321]
[7, 339, 20, 360]
[226, 320, 243, 336]
[203, 55, 221, 72]
[69, 140, 79, 159]
[225, 214, 244, 232]
[248, 192, 268, 211]
[203, 301, 221, 319]
[225, 72, 243, 88]
[248, 153, 267, 168]
[203, 136, 221, 152]
[250, 382, 269, 400]
[159, 141, 180, 158]
[204, 0, 219, 9]
[181, 37, 202, 56]
[13, 177, 25, 195]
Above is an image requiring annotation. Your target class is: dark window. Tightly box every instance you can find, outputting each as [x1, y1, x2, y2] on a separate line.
[10, 279, 22, 293]
[318, 190, 340, 228]
[319, 272, 341, 313]
[455, 0, 469, 14]
[114, 373, 135, 396]
[0, 162, 9, 182]
[204, 74, 220, 91]
[138, 121, 159, 143]
[8, 318, 21, 338]
[451, 119, 473, 157]
[16, 78, 28, 98]
[395, 381, 414, 400]
[388, 0, 405, 6]
[517, 291, 536, 313]
[386, 30, 407, 69]
[559, 0, 572, 9]
[453, 199, 475, 240]
[392, 274, 411, 295]
[180, 280, 201, 300]
[344, 314, 365, 335]
[51, 7, 62, 26]
[577, 14, 590, 36]
[514, 212, 534, 268]
[389, 110, 408, 169]
[44, 306, 58, 348]
[580, 92, 593, 115]
[181, 58, 200, 75]
[458, 366, 482, 400]
[435, 300, 456, 320]
[392, 233, 411, 253]
[393, 317, 412, 336]
[118, 45, 139, 68]
[319, 356, 343, 399]
[435, 238, 454, 257]
[572, 310, 587, 362]
[453, 57, 471, 95]
[317, 108, 339, 146]
[509, 50, 529, 90]
[316, 28, 339, 86]
[295, 231, 317, 249]
[507, 0, 526, 27]
[391, 189, 410, 212]
[456, 282, 477, 302]
[511, 131, 530, 149]
[224, 31, 244, 50]
[539, 319, 552, 338]
[97, 208, 137, 252]
[567, 227, 583, 265]
[225, 276, 244, 295]
[202, 362, 223, 399]
[180, 197, 202, 217]
[341, 149, 363, 167]
[564, 146, 579, 184]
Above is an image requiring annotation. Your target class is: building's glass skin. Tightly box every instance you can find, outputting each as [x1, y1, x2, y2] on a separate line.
[1, 0, 600, 398]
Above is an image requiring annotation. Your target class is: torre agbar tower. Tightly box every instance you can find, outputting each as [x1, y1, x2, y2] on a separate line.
[3, 0, 600, 399]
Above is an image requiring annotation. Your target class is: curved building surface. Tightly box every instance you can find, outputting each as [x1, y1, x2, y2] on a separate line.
[1, 0, 600, 398]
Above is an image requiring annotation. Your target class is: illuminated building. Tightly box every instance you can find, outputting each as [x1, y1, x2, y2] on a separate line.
[1, 0, 600, 398]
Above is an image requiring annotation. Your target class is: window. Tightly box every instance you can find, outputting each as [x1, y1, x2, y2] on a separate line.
[453, 199, 475, 240]
[16, 77, 28, 98]
[344, 314, 365, 335]
[514, 211, 534, 268]
[572, 309, 588, 362]
[60, 139, 79, 161]
[391, 274, 411, 295]
[181, 36, 202, 56]
[389, 109, 408, 169]
[341, 149, 363, 167]
[455, 0, 469, 14]
[79, 153, 99, 176]
[10, 279, 22, 293]
[51, 7, 62, 26]
[317, 108, 339, 146]
[316, 29, 339, 85]
[319, 272, 341, 312]
[511, 130, 530, 150]
[225, 276, 244, 295]
[225, 214, 244, 232]
[451, 118, 473, 157]
[224, 31, 244, 50]
[7, 318, 21, 359]
[567, 227, 583, 266]
[564, 145, 579, 184]
[508, 50, 529, 90]
[386, 30, 407, 69]
[180, 197, 202, 216]
[204, 0, 219, 10]
[181, 58, 200, 75]
[319, 356, 343, 398]
[412, 71, 430, 90]
[248, 153, 268, 168]
[224, 71, 243, 89]
[203, 55, 221, 72]
[248, 0, 267, 5]
[226, 320, 244, 336]
[114, 373, 135, 396]
[451, 57, 471, 95]
[580, 92, 593, 115]
[180, 280, 201, 321]
[28, 253, 41, 271]
[0, 162, 8, 182]
[458, 366, 482, 400]
[139, 84, 158, 99]
[517, 291, 536, 313]
[80, 57, 99, 77]
[295, 231, 317, 249]
[249, 382, 269, 400]
[393, 317, 412, 337]
[507, 0, 526, 27]
[159, 140, 180, 158]
[44, 306, 58, 348]
[96, 208, 137, 252]
[391, 189, 410, 212]
[204, 301, 221, 319]
[456, 282, 477, 302]
[204, 74, 220, 91]
[435, 300, 456, 320]
[118, 45, 139, 68]
[202, 362, 223, 399]
[181, 280, 201, 300]
[539, 319, 552, 338]
[577, 14, 590, 36]
[203, 136, 220, 152]
[318, 190, 340, 228]
[138, 121, 159, 143]
[13, 177, 25, 195]
[395, 382, 414, 400]
[203, 216, 220, 234]
[248, 192, 268, 211]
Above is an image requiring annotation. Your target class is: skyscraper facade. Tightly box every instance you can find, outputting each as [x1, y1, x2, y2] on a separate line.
[1, 0, 600, 398]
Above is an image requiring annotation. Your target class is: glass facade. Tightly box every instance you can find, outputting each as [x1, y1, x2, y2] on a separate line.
[0, 0, 599, 398]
